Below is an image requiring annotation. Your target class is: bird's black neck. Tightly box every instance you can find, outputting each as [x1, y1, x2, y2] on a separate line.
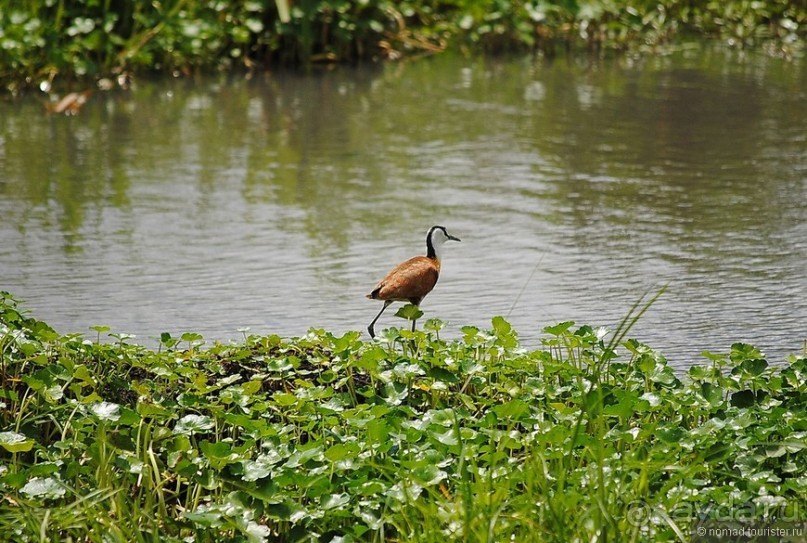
[426, 234, 436, 259]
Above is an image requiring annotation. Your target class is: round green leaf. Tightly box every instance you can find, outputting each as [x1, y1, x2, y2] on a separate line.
[0, 431, 34, 453]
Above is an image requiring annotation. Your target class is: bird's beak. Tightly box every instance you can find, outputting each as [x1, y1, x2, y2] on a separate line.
[449, 234, 461, 242]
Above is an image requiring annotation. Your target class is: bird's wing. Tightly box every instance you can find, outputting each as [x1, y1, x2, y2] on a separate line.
[369, 256, 440, 302]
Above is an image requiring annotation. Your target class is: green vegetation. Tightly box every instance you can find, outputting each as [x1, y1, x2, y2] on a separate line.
[1, 290, 805, 542]
[1, 0, 805, 93]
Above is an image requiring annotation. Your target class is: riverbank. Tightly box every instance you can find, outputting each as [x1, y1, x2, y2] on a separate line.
[1, 292, 805, 541]
[1, 0, 804, 94]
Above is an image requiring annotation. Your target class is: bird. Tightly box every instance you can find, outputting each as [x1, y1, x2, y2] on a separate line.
[366, 225, 461, 338]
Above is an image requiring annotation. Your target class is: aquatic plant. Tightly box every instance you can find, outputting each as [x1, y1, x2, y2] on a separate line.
[0, 291, 805, 542]
[1, 0, 804, 94]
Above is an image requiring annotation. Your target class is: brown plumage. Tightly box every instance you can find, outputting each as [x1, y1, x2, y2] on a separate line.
[368, 256, 440, 305]
[366, 226, 460, 338]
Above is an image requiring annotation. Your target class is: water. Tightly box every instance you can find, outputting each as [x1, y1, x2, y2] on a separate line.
[1, 48, 805, 368]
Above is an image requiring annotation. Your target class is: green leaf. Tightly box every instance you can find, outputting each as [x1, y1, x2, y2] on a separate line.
[657, 426, 686, 443]
[285, 445, 323, 468]
[318, 370, 337, 384]
[160, 332, 178, 348]
[492, 399, 531, 420]
[174, 414, 214, 435]
[730, 343, 764, 363]
[649, 364, 677, 385]
[428, 367, 460, 384]
[424, 318, 445, 332]
[242, 380, 262, 395]
[700, 382, 724, 407]
[366, 418, 390, 444]
[324, 442, 360, 462]
[200, 440, 233, 462]
[461, 325, 480, 342]
[272, 392, 297, 406]
[243, 455, 278, 482]
[0, 431, 34, 453]
[72, 364, 94, 384]
[194, 469, 219, 490]
[543, 321, 575, 336]
[21, 477, 66, 499]
[492, 316, 512, 336]
[181, 332, 204, 343]
[740, 358, 768, 376]
[266, 359, 293, 372]
[602, 397, 636, 421]
[430, 428, 459, 446]
[382, 383, 408, 406]
[689, 365, 715, 380]
[394, 303, 423, 322]
[704, 442, 733, 462]
[183, 507, 222, 526]
[637, 354, 656, 373]
[410, 464, 447, 486]
[321, 493, 350, 510]
[91, 401, 121, 422]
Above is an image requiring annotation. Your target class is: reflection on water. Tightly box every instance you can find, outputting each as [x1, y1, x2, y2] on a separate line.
[1, 47, 805, 367]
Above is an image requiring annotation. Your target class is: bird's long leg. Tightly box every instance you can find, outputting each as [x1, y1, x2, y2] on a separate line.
[410, 299, 422, 334]
[368, 300, 392, 339]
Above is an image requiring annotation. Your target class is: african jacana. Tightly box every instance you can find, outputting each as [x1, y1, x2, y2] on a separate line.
[366, 225, 461, 338]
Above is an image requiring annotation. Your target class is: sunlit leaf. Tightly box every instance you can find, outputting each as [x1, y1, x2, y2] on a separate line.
[700, 382, 724, 407]
[493, 399, 531, 420]
[394, 304, 423, 322]
[272, 392, 297, 406]
[181, 332, 204, 343]
[91, 401, 121, 422]
[321, 492, 350, 510]
[243, 452, 284, 481]
[410, 464, 447, 486]
[543, 321, 575, 336]
[174, 414, 214, 435]
[430, 428, 459, 446]
[324, 442, 360, 462]
[0, 431, 34, 453]
[21, 477, 65, 499]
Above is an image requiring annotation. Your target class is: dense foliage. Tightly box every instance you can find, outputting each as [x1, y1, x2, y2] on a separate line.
[1, 291, 805, 542]
[0, 0, 805, 93]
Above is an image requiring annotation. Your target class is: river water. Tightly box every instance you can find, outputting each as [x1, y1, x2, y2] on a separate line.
[1, 48, 805, 368]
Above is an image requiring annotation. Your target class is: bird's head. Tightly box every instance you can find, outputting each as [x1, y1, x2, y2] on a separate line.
[427, 225, 460, 260]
